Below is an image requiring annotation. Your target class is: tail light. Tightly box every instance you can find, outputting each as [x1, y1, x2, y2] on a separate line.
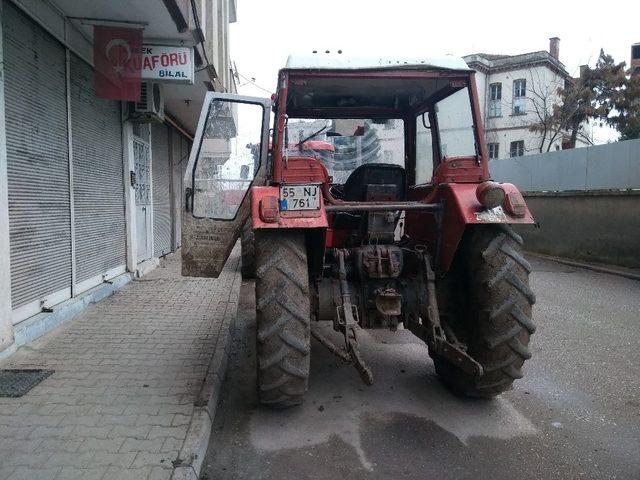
[476, 181, 506, 209]
[259, 195, 279, 223]
[504, 191, 527, 217]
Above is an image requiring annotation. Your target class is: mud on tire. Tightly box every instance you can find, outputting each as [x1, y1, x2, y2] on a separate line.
[255, 230, 311, 407]
[434, 224, 536, 398]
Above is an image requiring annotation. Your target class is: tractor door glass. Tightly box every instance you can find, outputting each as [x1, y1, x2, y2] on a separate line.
[415, 114, 434, 184]
[435, 87, 477, 158]
[192, 100, 264, 219]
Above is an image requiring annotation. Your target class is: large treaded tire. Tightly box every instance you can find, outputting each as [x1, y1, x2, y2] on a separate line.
[240, 219, 256, 279]
[434, 225, 536, 398]
[255, 230, 311, 408]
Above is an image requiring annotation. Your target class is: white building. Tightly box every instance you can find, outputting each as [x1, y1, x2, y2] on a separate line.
[464, 37, 591, 160]
[0, 0, 237, 358]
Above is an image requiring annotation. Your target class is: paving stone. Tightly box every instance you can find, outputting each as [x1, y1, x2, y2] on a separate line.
[131, 451, 177, 469]
[147, 466, 173, 480]
[0, 251, 241, 478]
[72, 425, 113, 439]
[120, 437, 165, 453]
[76, 437, 125, 453]
[91, 451, 137, 467]
[110, 425, 152, 440]
[53, 467, 107, 480]
[6, 467, 61, 480]
[135, 414, 174, 427]
[103, 466, 152, 480]
[45, 451, 95, 467]
[148, 425, 189, 440]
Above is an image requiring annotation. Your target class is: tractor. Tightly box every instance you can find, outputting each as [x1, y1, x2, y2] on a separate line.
[182, 53, 536, 408]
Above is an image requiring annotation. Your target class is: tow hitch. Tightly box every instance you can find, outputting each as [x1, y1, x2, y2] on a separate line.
[419, 250, 484, 377]
[312, 249, 374, 386]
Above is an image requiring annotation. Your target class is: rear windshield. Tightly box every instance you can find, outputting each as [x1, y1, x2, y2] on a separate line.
[285, 118, 404, 183]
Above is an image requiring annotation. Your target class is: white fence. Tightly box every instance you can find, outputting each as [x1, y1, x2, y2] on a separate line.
[489, 138, 640, 192]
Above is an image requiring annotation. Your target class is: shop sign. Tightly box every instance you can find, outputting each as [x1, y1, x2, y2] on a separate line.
[141, 45, 194, 84]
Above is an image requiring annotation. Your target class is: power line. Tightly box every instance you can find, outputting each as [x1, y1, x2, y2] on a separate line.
[235, 70, 272, 94]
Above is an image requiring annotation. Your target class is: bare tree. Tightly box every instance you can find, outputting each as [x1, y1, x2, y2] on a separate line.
[525, 67, 582, 153]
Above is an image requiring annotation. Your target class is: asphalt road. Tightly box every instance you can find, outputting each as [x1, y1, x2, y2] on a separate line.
[202, 257, 640, 480]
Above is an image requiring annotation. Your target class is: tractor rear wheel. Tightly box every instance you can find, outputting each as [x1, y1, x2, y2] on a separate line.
[433, 225, 536, 398]
[240, 219, 255, 279]
[255, 230, 311, 407]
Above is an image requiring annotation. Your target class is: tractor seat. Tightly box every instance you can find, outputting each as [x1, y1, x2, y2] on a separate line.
[342, 163, 406, 202]
[331, 164, 406, 232]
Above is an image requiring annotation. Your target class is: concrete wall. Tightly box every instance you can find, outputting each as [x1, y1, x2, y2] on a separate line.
[490, 139, 640, 269]
[515, 191, 640, 268]
[490, 138, 640, 191]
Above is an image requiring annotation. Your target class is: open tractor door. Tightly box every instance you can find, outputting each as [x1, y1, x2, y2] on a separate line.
[182, 93, 271, 277]
[184, 54, 537, 409]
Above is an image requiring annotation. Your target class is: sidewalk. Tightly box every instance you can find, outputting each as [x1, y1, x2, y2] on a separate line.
[0, 249, 241, 480]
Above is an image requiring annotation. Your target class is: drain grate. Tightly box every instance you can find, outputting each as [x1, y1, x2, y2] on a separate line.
[0, 369, 54, 397]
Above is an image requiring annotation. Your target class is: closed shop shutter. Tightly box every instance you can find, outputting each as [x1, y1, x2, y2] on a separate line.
[152, 123, 172, 257]
[70, 54, 126, 290]
[3, 3, 71, 317]
[179, 137, 191, 249]
[171, 128, 184, 249]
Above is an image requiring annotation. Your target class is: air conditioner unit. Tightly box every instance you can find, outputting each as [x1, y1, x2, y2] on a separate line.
[130, 82, 165, 123]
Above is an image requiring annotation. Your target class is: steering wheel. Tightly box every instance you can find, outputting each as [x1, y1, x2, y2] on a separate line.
[329, 184, 345, 199]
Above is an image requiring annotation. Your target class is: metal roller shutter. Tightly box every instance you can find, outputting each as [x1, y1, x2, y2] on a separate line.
[180, 137, 191, 248]
[177, 136, 191, 248]
[70, 54, 126, 289]
[3, 3, 71, 314]
[171, 128, 184, 249]
[152, 123, 172, 257]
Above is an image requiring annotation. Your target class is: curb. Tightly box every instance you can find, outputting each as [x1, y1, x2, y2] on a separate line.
[527, 252, 640, 281]
[171, 256, 241, 480]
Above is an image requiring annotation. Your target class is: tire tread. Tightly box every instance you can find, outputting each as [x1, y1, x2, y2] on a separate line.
[434, 224, 536, 398]
[255, 230, 310, 408]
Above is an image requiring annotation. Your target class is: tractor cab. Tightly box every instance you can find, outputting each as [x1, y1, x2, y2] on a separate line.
[181, 54, 536, 408]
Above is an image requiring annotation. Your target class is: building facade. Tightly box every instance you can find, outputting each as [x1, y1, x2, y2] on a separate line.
[632, 42, 640, 77]
[0, 0, 237, 357]
[464, 38, 591, 160]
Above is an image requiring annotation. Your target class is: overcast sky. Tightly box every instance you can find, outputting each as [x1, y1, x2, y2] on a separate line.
[229, 0, 638, 143]
[231, 0, 638, 93]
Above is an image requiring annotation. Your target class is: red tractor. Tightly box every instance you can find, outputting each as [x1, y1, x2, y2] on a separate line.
[182, 54, 536, 408]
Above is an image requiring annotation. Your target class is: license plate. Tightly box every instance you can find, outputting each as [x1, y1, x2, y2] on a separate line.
[279, 184, 320, 211]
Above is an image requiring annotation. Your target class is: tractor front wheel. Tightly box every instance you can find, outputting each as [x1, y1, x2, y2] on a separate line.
[434, 225, 536, 398]
[255, 230, 311, 407]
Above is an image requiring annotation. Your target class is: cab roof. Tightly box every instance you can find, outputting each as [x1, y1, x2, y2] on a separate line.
[284, 53, 471, 72]
[282, 54, 473, 118]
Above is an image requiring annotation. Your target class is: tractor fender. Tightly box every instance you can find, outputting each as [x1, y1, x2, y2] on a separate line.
[438, 182, 534, 273]
[250, 186, 329, 230]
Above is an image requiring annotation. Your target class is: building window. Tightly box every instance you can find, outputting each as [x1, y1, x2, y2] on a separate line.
[488, 83, 502, 117]
[512, 79, 526, 115]
[487, 142, 499, 159]
[510, 140, 525, 157]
